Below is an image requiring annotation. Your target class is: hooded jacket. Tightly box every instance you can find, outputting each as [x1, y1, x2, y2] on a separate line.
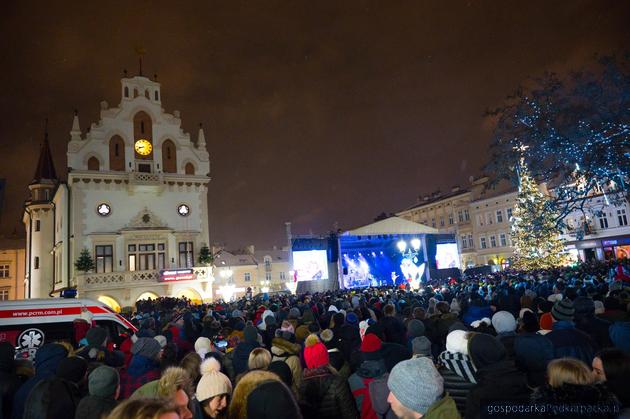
[368, 374, 397, 419]
[271, 337, 303, 391]
[464, 334, 530, 419]
[437, 351, 476, 416]
[348, 359, 387, 419]
[11, 343, 68, 419]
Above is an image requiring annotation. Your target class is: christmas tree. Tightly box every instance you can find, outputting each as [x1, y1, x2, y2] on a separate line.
[74, 248, 95, 273]
[198, 246, 213, 266]
[511, 152, 567, 270]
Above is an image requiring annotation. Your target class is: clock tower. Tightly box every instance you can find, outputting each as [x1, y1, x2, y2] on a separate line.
[24, 70, 213, 306]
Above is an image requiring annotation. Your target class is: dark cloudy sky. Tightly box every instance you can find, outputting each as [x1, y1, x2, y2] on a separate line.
[1, 1, 629, 248]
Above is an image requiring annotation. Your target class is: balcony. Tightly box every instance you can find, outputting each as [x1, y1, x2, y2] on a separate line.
[78, 267, 211, 290]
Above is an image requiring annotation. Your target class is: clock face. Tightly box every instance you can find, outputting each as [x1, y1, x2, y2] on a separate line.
[134, 139, 153, 156]
[178, 204, 190, 216]
[97, 203, 111, 216]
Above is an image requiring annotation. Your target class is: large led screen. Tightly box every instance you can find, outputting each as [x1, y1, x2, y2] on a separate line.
[293, 250, 329, 281]
[340, 235, 428, 289]
[435, 243, 460, 269]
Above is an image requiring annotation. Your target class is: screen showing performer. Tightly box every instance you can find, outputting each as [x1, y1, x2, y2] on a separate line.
[293, 250, 329, 281]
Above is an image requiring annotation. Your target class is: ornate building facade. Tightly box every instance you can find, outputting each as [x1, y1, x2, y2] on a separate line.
[23, 73, 212, 310]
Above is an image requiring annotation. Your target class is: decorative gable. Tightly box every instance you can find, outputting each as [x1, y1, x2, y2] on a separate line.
[123, 207, 169, 229]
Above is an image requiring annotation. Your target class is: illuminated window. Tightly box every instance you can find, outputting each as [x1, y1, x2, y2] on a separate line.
[95, 245, 113, 273]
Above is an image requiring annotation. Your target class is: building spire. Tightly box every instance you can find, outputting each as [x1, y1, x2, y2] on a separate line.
[70, 109, 81, 141]
[197, 123, 206, 148]
[32, 119, 58, 184]
[135, 46, 146, 76]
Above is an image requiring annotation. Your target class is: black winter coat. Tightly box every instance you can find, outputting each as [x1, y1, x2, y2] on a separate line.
[231, 341, 260, 377]
[531, 382, 621, 419]
[299, 367, 358, 419]
[438, 366, 475, 416]
[0, 348, 22, 419]
[74, 395, 118, 419]
[464, 362, 530, 419]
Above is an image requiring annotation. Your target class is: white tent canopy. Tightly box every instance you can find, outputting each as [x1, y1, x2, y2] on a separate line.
[343, 216, 438, 236]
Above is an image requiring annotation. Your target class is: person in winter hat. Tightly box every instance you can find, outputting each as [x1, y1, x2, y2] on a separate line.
[195, 337, 214, 359]
[119, 337, 162, 399]
[466, 333, 529, 419]
[196, 358, 232, 418]
[348, 333, 387, 418]
[299, 334, 358, 419]
[231, 324, 261, 377]
[546, 298, 596, 365]
[74, 366, 119, 419]
[491, 311, 517, 360]
[437, 330, 476, 416]
[387, 356, 459, 418]
[75, 326, 124, 368]
[247, 380, 303, 419]
[11, 342, 68, 419]
[513, 311, 554, 388]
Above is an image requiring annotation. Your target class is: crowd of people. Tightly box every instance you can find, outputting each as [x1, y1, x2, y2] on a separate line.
[1, 259, 630, 419]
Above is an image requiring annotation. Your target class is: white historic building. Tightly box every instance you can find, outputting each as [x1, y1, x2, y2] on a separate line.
[23, 73, 213, 310]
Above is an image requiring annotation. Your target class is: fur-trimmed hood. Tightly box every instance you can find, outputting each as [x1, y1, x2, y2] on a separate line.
[271, 337, 301, 357]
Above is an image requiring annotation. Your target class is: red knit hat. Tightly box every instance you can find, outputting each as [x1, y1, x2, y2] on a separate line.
[361, 333, 382, 353]
[304, 335, 329, 369]
[539, 312, 553, 331]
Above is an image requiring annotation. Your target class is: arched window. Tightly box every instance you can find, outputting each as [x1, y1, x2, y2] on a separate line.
[154, 91, 159, 101]
[109, 135, 125, 171]
[184, 162, 195, 175]
[133, 111, 153, 159]
[124, 86, 129, 98]
[133, 88, 138, 98]
[87, 156, 100, 171]
[162, 140, 177, 173]
[144, 90, 150, 99]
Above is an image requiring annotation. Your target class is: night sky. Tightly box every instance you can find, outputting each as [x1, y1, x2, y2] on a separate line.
[1, 1, 629, 248]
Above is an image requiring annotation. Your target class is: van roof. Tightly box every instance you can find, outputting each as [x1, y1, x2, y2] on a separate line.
[0, 298, 102, 307]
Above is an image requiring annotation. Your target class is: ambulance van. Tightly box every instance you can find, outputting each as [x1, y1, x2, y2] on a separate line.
[0, 298, 137, 358]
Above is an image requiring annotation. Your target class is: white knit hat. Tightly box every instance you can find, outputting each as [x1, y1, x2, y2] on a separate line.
[445, 330, 469, 355]
[196, 358, 232, 402]
[195, 337, 213, 358]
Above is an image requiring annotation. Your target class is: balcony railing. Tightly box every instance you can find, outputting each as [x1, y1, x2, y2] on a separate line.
[79, 267, 211, 290]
